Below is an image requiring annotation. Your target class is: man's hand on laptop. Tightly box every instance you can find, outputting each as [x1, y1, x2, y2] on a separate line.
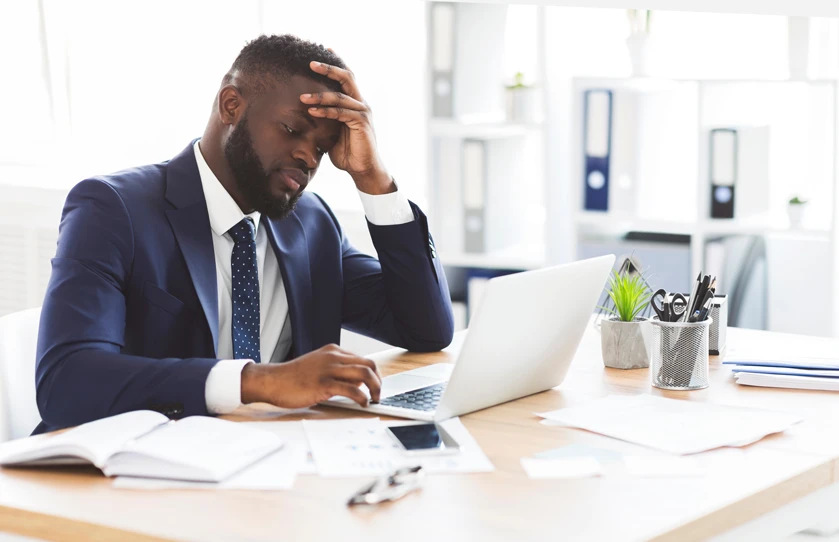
[239, 344, 382, 408]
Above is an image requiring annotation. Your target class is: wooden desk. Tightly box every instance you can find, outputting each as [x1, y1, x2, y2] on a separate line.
[2, 326, 839, 542]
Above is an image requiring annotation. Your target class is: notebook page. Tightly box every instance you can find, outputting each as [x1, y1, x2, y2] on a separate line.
[55, 410, 170, 466]
[105, 416, 283, 481]
[0, 410, 168, 467]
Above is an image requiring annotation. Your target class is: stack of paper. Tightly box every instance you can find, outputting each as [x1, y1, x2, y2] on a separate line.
[537, 395, 803, 455]
[724, 359, 839, 391]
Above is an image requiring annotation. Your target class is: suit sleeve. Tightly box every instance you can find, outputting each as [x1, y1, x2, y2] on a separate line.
[332, 198, 454, 352]
[36, 179, 219, 431]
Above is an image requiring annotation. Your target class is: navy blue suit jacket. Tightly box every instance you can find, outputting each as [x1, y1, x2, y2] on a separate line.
[34, 142, 454, 434]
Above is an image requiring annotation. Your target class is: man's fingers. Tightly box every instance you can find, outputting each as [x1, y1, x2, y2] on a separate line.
[309, 61, 362, 101]
[329, 365, 382, 402]
[327, 381, 370, 407]
[332, 353, 379, 374]
[300, 91, 366, 111]
[307, 106, 368, 126]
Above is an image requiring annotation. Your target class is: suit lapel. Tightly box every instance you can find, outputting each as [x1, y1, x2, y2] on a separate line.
[264, 213, 314, 357]
[164, 142, 220, 355]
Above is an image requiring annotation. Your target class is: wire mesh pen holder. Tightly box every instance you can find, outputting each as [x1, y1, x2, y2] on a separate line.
[650, 317, 712, 390]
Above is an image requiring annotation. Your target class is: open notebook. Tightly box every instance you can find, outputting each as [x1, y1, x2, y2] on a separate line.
[0, 411, 283, 483]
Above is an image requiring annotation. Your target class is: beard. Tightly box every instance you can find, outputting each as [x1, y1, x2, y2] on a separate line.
[224, 113, 301, 220]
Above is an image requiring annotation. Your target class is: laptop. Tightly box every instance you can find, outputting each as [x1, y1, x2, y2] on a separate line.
[323, 254, 616, 421]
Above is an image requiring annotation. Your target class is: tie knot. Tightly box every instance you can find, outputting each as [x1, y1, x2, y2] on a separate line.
[228, 217, 256, 244]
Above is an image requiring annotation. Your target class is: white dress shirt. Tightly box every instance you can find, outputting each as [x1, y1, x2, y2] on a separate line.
[194, 141, 413, 414]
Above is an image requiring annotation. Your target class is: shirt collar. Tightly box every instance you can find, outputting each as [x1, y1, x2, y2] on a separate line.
[194, 139, 261, 238]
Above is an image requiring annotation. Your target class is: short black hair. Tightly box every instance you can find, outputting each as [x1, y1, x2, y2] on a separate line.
[223, 34, 346, 97]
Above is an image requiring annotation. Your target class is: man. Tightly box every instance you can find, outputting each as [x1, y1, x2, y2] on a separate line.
[34, 35, 454, 434]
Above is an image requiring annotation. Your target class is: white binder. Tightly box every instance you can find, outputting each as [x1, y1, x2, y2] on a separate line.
[462, 140, 486, 253]
[462, 138, 529, 254]
[430, 2, 455, 118]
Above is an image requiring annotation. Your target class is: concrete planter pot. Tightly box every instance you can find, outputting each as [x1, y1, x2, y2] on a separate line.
[601, 317, 652, 369]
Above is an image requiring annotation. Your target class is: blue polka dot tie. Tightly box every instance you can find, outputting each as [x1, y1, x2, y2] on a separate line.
[228, 217, 261, 363]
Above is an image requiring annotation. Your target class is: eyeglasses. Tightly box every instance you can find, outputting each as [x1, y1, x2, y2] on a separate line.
[347, 465, 425, 506]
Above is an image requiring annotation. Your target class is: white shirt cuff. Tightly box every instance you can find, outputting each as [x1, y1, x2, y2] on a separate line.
[358, 186, 413, 226]
[205, 359, 252, 415]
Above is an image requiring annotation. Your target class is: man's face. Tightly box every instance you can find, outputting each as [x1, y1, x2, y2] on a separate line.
[224, 75, 342, 219]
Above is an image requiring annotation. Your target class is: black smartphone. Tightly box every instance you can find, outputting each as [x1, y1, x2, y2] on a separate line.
[386, 423, 461, 456]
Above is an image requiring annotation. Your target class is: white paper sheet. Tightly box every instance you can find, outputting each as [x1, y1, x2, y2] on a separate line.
[303, 417, 494, 477]
[537, 395, 803, 455]
[729, 365, 839, 378]
[239, 421, 316, 474]
[113, 442, 305, 491]
[533, 444, 624, 463]
[521, 457, 602, 479]
[723, 358, 839, 370]
[623, 456, 701, 477]
[734, 372, 839, 392]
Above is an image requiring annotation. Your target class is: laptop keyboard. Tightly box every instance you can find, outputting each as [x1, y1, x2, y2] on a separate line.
[378, 382, 447, 412]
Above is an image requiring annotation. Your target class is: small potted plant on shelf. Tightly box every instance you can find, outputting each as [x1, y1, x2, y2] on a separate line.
[600, 270, 653, 369]
[505, 72, 541, 123]
[788, 195, 808, 228]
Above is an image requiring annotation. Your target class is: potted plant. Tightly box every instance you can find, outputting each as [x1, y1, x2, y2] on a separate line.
[505, 72, 541, 123]
[788, 195, 808, 228]
[626, 9, 653, 76]
[600, 270, 653, 369]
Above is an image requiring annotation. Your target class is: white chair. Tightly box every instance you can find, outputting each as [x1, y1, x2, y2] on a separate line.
[0, 307, 42, 441]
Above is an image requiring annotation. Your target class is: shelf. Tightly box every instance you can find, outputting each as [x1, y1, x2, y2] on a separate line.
[439, 245, 547, 271]
[575, 211, 831, 241]
[429, 119, 544, 139]
[574, 76, 839, 87]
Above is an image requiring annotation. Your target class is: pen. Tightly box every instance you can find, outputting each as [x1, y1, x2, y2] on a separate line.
[698, 297, 713, 322]
[692, 275, 711, 316]
[691, 290, 713, 322]
[685, 272, 702, 322]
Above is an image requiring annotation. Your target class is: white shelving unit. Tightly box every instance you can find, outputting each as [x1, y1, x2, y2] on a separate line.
[564, 76, 839, 336]
[425, 2, 549, 273]
[423, 7, 839, 337]
[429, 119, 544, 139]
[565, 77, 838, 273]
[576, 210, 832, 240]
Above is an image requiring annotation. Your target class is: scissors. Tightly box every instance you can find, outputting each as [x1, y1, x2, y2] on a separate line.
[651, 289, 688, 322]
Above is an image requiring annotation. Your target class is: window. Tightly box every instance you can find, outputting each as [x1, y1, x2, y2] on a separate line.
[0, 0, 427, 212]
[0, 1, 54, 166]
